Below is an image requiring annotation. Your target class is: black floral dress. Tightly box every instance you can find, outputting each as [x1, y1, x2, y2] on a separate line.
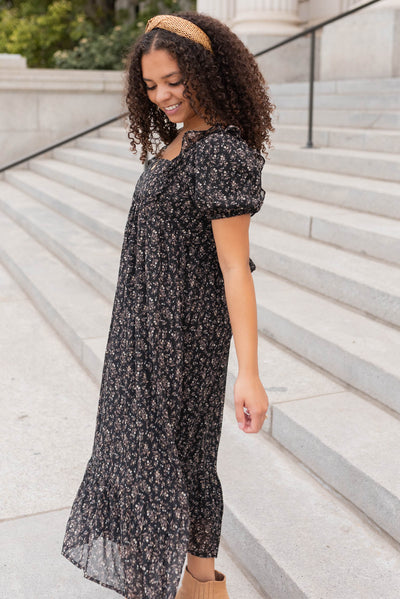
[61, 123, 266, 599]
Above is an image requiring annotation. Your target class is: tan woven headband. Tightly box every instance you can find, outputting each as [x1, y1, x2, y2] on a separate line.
[145, 14, 213, 54]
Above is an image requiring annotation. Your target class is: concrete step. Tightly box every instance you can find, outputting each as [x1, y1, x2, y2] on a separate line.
[271, 124, 400, 154]
[270, 92, 400, 111]
[226, 332, 400, 546]
[249, 222, 400, 327]
[99, 125, 129, 142]
[268, 77, 400, 96]
[269, 143, 400, 182]
[264, 163, 400, 219]
[254, 192, 400, 266]
[0, 181, 121, 302]
[272, 390, 400, 546]
[253, 269, 400, 414]
[273, 108, 400, 129]
[0, 211, 110, 382]
[28, 158, 133, 209]
[4, 169, 126, 248]
[219, 403, 400, 599]
[76, 135, 134, 160]
[0, 262, 106, 523]
[52, 146, 141, 183]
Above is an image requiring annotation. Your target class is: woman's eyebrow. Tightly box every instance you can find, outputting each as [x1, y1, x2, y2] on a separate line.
[142, 71, 181, 81]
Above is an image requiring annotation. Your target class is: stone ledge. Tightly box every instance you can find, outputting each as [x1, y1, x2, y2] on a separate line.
[0, 67, 125, 92]
[0, 53, 27, 69]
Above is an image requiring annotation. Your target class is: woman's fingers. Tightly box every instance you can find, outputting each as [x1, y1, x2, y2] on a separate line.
[233, 375, 269, 433]
[235, 407, 265, 433]
[241, 408, 267, 433]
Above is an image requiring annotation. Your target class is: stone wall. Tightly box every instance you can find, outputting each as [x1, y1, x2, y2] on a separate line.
[1, 66, 126, 169]
[320, 1, 400, 80]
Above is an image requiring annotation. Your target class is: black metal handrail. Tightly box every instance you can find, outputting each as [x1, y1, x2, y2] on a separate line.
[0, 112, 128, 173]
[0, 0, 383, 172]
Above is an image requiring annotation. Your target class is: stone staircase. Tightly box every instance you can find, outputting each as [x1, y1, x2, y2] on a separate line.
[1, 75, 400, 598]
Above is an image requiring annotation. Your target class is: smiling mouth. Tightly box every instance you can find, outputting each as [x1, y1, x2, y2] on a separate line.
[164, 103, 182, 111]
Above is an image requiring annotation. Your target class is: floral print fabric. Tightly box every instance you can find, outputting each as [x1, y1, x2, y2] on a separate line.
[61, 123, 265, 599]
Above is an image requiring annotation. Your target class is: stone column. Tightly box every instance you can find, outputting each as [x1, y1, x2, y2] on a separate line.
[196, 0, 236, 25]
[228, 0, 310, 83]
[231, 0, 301, 36]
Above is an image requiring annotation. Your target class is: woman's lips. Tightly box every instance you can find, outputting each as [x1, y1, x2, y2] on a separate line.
[163, 102, 182, 115]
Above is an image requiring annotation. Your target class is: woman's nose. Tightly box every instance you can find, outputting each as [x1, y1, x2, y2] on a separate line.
[155, 86, 172, 105]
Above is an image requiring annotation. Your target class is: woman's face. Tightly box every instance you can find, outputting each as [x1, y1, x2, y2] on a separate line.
[141, 48, 207, 129]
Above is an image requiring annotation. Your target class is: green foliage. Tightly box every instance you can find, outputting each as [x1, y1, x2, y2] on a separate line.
[0, 0, 93, 67]
[0, 0, 196, 69]
[53, 0, 196, 70]
[53, 20, 137, 70]
[136, 0, 195, 26]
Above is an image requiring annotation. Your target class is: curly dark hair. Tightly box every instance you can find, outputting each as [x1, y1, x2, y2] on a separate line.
[123, 10, 275, 164]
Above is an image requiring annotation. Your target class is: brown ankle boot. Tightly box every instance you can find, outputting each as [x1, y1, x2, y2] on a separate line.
[175, 565, 230, 598]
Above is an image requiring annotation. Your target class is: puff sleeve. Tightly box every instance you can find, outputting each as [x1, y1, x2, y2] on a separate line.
[193, 128, 266, 220]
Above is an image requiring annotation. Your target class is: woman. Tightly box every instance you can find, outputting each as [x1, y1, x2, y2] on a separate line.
[61, 10, 274, 599]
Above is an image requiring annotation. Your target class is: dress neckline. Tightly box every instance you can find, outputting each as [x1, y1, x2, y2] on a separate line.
[158, 123, 222, 162]
[149, 123, 242, 168]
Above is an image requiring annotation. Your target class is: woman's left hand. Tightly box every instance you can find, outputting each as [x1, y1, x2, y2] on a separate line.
[234, 373, 269, 434]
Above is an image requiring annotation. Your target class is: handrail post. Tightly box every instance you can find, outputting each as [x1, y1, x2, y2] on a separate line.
[306, 30, 316, 148]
